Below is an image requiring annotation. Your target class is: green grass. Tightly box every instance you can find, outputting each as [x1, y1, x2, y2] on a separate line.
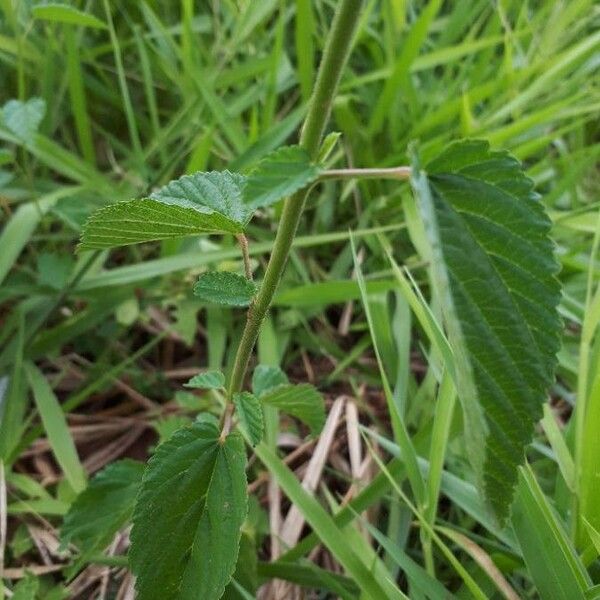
[0, 1, 599, 598]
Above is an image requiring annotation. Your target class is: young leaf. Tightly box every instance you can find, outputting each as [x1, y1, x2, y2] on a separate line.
[61, 460, 144, 555]
[184, 369, 226, 390]
[243, 145, 322, 210]
[260, 384, 325, 436]
[152, 171, 251, 225]
[2, 98, 46, 144]
[233, 392, 264, 446]
[79, 171, 250, 251]
[193, 272, 257, 307]
[130, 421, 248, 600]
[252, 364, 289, 397]
[411, 139, 561, 523]
[79, 199, 243, 251]
[32, 3, 107, 29]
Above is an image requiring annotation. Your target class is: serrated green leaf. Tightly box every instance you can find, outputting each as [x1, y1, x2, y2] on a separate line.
[260, 384, 325, 436]
[78, 199, 243, 251]
[243, 145, 322, 210]
[233, 392, 264, 446]
[152, 170, 251, 225]
[411, 139, 561, 523]
[79, 171, 251, 251]
[32, 3, 107, 29]
[252, 364, 289, 397]
[2, 98, 46, 144]
[130, 421, 248, 600]
[184, 369, 225, 390]
[193, 272, 257, 307]
[61, 459, 144, 555]
[222, 532, 258, 600]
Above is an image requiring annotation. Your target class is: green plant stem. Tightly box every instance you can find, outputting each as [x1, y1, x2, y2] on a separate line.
[236, 233, 252, 280]
[226, 0, 363, 399]
[320, 166, 411, 181]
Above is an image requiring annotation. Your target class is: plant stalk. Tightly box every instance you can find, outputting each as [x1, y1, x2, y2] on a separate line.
[320, 166, 411, 181]
[227, 0, 363, 399]
[236, 233, 253, 280]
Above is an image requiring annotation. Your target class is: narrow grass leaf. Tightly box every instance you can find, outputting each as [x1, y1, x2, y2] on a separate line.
[260, 384, 325, 436]
[541, 404, 575, 491]
[130, 421, 247, 600]
[583, 518, 600, 555]
[233, 392, 264, 446]
[243, 145, 322, 210]
[32, 3, 107, 28]
[254, 443, 400, 600]
[365, 522, 455, 600]
[193, 272, 257, 307]
[511, 466, 590, 599]
[411, 139, 561, 523]
[26, 363, 86, 493]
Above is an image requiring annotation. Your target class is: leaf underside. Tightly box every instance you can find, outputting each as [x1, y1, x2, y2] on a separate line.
[233, 392, 264, 446]
[79, 171, 248, 251]
[243, 145, 322, 210]
[130, 421, 247, 600]
[412, 139, 561, 523]
[260, 384, 325, 437]
[61, 459, 144, 555]
[193, 271, 257, 307]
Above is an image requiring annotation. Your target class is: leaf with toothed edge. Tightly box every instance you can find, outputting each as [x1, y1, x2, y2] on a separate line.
[184, 370, 225, 390]
[410, 139, 561, 524]
[260, 384, 325, 437]
[130, 420, 248, 600]
[252, 365, 289, 398]
[151, 171, 251, 225]
[233, 392, 264, 446]
[193, 272, 257, 307]
[78, 171, 249, 251]
[242, 145, 322, 210]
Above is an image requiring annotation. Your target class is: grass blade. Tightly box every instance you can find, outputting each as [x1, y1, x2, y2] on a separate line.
[25, 363, 86, 493]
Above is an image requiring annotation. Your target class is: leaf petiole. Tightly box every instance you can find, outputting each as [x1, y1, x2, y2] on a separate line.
[236, 233, 252, 280]
[319, 166, 411, 181]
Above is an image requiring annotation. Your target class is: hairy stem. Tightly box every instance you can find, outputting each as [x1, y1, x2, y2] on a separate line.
[227, 0, 363, 399]
[236, 233, 252, 280]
